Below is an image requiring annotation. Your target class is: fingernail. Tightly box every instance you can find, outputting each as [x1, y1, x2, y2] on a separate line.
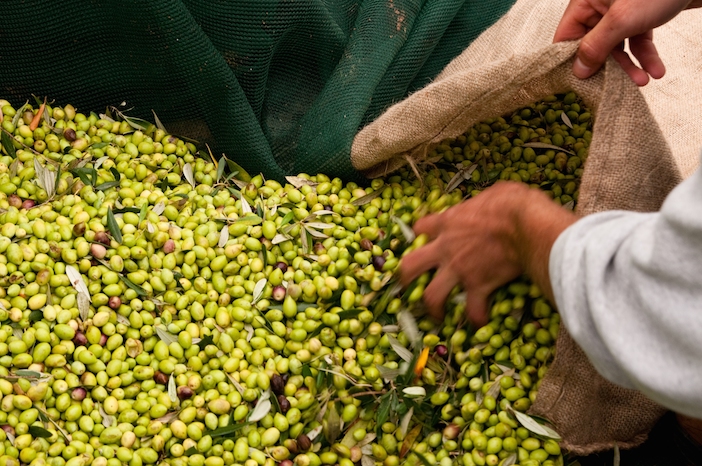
[573, 57, 593, 79]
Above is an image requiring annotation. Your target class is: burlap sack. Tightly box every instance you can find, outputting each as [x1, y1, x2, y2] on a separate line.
[350, 39, 682, 454]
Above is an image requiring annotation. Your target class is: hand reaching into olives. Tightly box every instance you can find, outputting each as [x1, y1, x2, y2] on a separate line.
[400, 182, 577, 326]
[553, 0, 702, 86]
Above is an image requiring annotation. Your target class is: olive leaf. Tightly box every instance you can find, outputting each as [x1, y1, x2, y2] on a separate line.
[120, 275, 146, 296]
[155, 326, 178, 346]
[9, 158, 21, 178]
[306, 424, 324, 441]
[563, 200, 575, 211]
[486, 369, 514, 401]
[252, 278, 267, 304]
[410, 449, 433, 466]
[1, 131, 16, 158]
[11, 101, 28, 127]
[151, 110, 167, 132]
[152, 201, 166, 216]
[34, 158, 56, 198]
[98, 113, 115, 123]
[351, 189, 382, 206]
[387, 335, 413, 363]
[356, 432, 377, 449]
[375, 392, 394, 435]
[5, 430, 15, 446]
[70, 167, 97, 187]
[446, 163, 478, 193]
[66, 266, 91, 301]
[502, 453, 518, 466]
[561, 111, 573, 129]
[402, 387, 426, 397]
[183, 163, 195, 189]
[35, 405, 71, 442]
[216, 156, 226, 182]
[522, 142, 576, 156]
[278, 211, 295, 228]
[361, 456, 374, 466]
[168, 374, 177, 403]
[218, 227, 229, 248]
[391, 216, 415, 243]
[110, 107, 155, 132]
[323, 402, 342, 445]
[305, 221, 335, 230]
[285, 176, 318, 188]
[232, 179, 248, 190]
[78, 292, 90, 320]
[106, 207, 122, 244]
[94, 156, 108, 170]
[97, 402, 115, 427]
[398, 310, 421, 347]
[206, 422, 251, 438]
[154, 410, 181, 424]
[116, 314, 130, 326]
[509, 407, 561, 440]
[376, 365, 402, 381]
[196, 334, 214, 350]
[305, 226, 328, 239]
[226, 373, 245, 395]
[238, 195, 253, 216]
[233, 214, 262, 226]
[248, 389, 272, 422]
[272, 233, 291, 245]
[399, 407, 413, 437]
[244, 324, 254, 342]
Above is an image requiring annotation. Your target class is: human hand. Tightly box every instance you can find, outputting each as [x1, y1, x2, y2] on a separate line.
[553, 0, 702, 86]
[400, 182, 577, 326]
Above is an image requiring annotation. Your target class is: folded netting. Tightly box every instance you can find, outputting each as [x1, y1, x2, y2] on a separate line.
[0, 0, 515, 181]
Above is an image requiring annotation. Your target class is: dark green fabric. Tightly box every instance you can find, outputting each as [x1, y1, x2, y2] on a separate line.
[0, 0, 514, 180]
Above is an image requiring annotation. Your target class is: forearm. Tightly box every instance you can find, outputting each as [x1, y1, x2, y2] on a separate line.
[512, 188, 577, 304]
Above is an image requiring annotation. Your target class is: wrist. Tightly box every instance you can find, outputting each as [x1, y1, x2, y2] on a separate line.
[513, 187, 578, 302]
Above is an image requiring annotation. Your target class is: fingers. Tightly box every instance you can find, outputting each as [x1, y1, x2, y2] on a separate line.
[412, 213, 443, 239]
[575, 5, 639, 79]
[629, 32, 665, 79]
[399, 240, 441, 287]
[611, 47, 651, 86]
[553, 1, 602, 43]
[422, 268, 459, 320]
[464, 290, 489, 328]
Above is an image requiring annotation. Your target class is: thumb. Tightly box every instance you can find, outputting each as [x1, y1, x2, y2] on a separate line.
[574, 9, 632, 79]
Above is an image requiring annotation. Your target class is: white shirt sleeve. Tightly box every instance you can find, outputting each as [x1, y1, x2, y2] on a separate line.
[549, 159, 702, 419]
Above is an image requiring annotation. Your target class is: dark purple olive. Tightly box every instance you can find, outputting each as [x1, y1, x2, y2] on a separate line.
[108, 296, 121, 310]
[271, 374, 285, 396]
[272, 286, 286, 302]
[7, 195, 21, 208]
[296, 434, 311, 451]
[154, 371, 168, 385]
[372, 255, 386, 270]
[94, 231, 110, 246]
[63, 128, 77, 142]
[73, 332, 88, 346]
[278, 395, 290, 413]
[177, 386, 194, 400]
[435, 344, 448, 359]
[71, 387, 87, 401]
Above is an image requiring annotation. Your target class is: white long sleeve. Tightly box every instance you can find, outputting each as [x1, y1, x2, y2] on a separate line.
[549, 159, 702, 419]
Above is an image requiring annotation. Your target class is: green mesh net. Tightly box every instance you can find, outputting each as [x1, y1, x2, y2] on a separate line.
[0, 0, 515, 181]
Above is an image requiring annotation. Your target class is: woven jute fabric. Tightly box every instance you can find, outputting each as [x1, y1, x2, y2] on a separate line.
[351, 36, 682, 454]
